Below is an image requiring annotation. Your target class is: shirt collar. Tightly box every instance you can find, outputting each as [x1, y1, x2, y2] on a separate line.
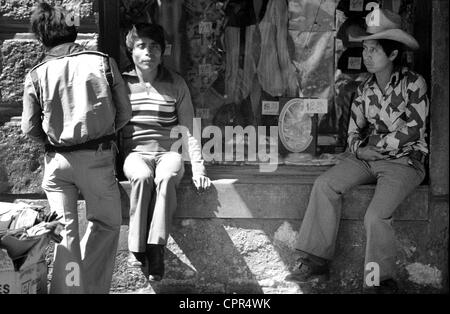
[43, 42, 85, 61]
[365, 66, 404, 90]
[122, 64, 173, 83]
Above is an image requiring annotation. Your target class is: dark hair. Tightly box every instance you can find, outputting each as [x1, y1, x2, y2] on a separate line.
[125, 23, 166, 55]
[30, 2, 77, 48]
[378, 39, 405, 68]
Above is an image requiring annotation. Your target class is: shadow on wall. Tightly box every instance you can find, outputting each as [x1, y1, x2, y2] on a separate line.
[116, 183, 265, 293]
[162, 185, 264, 293]
[163, 184, 263, 293]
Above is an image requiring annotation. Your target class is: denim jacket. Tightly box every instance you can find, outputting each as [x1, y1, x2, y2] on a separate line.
[21, 42, 132, 146]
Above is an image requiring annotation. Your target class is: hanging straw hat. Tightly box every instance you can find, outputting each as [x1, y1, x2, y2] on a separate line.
[348, 8, 419, 50]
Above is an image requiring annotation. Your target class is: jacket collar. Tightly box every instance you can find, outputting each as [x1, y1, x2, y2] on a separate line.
[43, 42, 85, 62]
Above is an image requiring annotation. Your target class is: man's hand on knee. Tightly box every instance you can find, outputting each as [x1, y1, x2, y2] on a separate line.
[192, 175, 211, 193]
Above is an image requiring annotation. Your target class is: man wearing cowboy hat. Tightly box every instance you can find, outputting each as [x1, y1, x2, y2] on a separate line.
[285, 8, 429, 293]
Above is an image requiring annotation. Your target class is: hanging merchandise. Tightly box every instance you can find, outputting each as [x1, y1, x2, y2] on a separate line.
[398, 0, 415, 68]
[223, 0, 269, 105]
[223, 26, 241, 104]
[223, 25, 261, 105]
[381, 0, 402, 13]
[288, 0, 336, 32]
[156, 0, 185, 72]
[256, 0, 298, 98]
[225, 0, 268, 27]
[290, 31, 335, 100]
[182, 0, 228, 127]
[287, 0, 336, 99]
[337, 0, 381, 18]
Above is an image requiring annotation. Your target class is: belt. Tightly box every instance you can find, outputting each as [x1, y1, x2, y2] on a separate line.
[45, 134, 116, 153]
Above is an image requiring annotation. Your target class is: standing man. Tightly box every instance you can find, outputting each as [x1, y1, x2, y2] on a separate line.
[21, 3, 131, 293]
[285, 8, 429, 292]
[121, 23, 210, 282]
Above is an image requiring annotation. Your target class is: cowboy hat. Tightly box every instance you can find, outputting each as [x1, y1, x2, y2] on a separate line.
[348, 8, 419, 50]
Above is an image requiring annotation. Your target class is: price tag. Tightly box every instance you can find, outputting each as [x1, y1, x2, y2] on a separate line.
[406, 51, 414, 63]
[196, 108, 210, 119]
[199, 21, 213, 35]
[305, 99, 328, 114]
[348, 57, 362, 70]
[164, 44, 172, 56]
[262, 101, 279, 115]
[199, 63, 212, 76]
[349, 0, 364, 11]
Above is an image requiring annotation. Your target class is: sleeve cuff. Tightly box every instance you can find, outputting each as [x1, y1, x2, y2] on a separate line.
[191, 161, 206, 177]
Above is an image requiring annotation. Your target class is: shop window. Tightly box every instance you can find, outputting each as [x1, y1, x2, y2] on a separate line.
[116, 0, 428, 167]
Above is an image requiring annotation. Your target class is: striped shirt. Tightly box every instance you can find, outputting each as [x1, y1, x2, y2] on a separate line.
[121, 66, 205, 176]
[347, 67, 429, 159]
[129, 90, 178, 126]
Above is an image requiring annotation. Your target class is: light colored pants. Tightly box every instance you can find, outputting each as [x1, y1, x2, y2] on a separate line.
[42, 149, 122, 294]
[123, 151, 184, 252]
[295, 152, 425, 281]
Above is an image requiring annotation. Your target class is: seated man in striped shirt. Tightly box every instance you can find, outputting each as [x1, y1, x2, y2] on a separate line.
[121, 23, 211, 282]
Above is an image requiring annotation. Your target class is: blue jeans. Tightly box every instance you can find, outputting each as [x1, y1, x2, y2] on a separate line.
[295, 152, 425, 281]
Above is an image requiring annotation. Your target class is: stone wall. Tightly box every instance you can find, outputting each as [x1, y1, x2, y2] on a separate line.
[0, 0, 94, 20]
[0, 0, 98, 193]
[0, 40, 44, 105]
[0, 0, 97, 108]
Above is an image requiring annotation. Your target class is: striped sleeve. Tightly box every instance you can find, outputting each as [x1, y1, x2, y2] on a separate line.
[175, 77, 206, 177]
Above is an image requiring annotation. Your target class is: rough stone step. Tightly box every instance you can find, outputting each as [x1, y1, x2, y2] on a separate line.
[0, 165, 436, 294]
[119, 165, 429, 221]
[3, 197, 444, 294]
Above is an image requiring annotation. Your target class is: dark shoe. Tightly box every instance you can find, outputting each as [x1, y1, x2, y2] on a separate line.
[127, 251, 146, 268]
[364, 278, 399, 294]
[284, 258, 330, 283]
[146, 244, 165, 281]
[148, 274, 163, 282]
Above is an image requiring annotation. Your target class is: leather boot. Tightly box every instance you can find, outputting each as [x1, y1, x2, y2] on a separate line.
[146, 244, 165, 281]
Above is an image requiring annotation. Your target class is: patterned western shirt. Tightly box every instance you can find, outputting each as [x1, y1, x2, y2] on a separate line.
[347, 67, 429, 158]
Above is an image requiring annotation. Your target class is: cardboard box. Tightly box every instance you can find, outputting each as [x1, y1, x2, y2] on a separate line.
[0, 257, 47, 294]
[0, 234, 49, 294]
